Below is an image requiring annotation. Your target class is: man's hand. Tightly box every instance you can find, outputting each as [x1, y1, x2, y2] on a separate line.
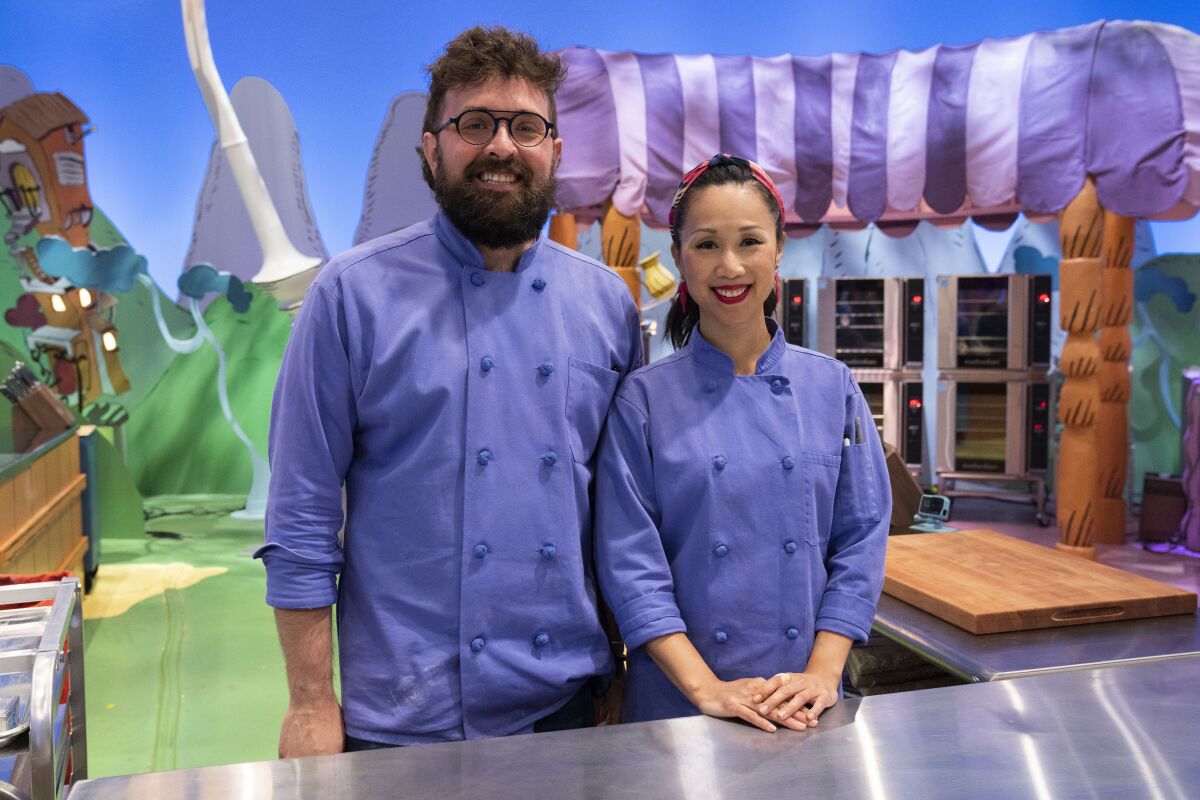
[751, 670, 840, 730]
[594, 673, 625, 726]
[279, 694, 345, 758]
[691, 676, 778, 732]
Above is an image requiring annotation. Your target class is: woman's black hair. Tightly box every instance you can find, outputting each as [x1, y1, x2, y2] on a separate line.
[664, 159, 785, 350]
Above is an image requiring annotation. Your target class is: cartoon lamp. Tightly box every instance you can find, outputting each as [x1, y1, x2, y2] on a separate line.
[638, 252, 677, 302]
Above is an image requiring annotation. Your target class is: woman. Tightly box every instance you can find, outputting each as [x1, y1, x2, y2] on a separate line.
[595, 155, 890, 732]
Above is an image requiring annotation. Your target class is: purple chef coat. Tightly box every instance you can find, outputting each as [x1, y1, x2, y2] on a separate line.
[595, 320, 890, 722]
[256, 212, 642, 744]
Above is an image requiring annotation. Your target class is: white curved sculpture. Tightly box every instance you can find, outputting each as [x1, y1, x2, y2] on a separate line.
[180, 0, 321, 309]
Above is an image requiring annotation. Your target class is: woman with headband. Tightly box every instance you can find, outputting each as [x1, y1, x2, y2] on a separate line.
[594, 155, 890, 732]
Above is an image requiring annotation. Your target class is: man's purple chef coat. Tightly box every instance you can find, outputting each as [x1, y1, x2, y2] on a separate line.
[594, 322, 890, 722]
[257, 212, 642, 744]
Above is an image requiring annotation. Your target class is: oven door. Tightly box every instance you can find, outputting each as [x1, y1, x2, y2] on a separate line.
[823, 278, 887, 368]
[954, 277, 1010, 369]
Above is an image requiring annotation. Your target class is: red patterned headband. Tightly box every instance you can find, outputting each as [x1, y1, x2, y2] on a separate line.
[667, 154, 786, 234]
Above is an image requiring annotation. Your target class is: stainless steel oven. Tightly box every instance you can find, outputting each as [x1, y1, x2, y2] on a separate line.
[935, 373, 1052, 477]
[778, 277, 807, 348]
[856, 371, 925, 470]
[817, 277, 924, 370]
[936, 274, 1053, 371]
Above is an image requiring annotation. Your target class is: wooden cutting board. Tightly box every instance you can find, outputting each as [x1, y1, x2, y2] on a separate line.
[883, 529, 1198, 634]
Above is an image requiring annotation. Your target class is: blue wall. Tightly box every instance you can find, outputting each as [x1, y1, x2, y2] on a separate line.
[5, 1, 1200, 288]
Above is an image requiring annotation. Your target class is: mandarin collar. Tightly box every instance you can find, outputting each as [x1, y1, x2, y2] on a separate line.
[434, 210, 544, 273]
[687, 318, 787, 376]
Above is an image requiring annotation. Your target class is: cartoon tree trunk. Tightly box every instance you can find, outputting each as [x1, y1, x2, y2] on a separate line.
[1055, 178, 1103, 559]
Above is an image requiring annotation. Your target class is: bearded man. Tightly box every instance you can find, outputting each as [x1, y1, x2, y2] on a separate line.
[256, 26, 641, 754]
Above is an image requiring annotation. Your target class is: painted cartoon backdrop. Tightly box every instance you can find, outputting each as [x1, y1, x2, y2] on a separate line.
[3, 22, 1199, 510]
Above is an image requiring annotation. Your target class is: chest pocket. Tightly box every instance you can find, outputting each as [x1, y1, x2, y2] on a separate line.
[833, 443, 882, 528]
[566, 356, 620, 464]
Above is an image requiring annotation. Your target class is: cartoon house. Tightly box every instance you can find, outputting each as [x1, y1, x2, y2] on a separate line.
[1, 92, 129, 406]
[22, 282, 129, 405]
[0, 92, 93, 247]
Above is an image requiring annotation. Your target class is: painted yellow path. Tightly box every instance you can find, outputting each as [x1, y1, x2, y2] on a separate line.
[83, 563, 228, 620]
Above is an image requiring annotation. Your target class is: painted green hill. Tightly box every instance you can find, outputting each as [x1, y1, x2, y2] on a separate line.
[122, 283, 291, 496]
[1131, 253, 1200, 486]
[2, 205, 294, 498]
[80, 210, 294, 497]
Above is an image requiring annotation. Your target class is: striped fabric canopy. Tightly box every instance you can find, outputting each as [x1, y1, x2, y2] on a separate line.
[554, 20, 1200, 236]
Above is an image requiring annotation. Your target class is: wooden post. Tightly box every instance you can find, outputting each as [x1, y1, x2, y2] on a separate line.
[548, 211, 578, 250]
[1056, 178, 1103, 560]
[1093, 212, 1134, 544]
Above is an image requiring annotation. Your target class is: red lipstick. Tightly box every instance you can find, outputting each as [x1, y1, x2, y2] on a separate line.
[712, 285, 751, 305]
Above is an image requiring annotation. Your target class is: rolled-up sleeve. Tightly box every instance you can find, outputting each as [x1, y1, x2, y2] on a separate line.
[594, 391, 686, 651]
[254, 282, 355, 608]
[815, 374, 892, 642]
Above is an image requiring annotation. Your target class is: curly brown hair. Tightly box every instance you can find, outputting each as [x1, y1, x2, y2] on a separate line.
[418, 25, 566, 188]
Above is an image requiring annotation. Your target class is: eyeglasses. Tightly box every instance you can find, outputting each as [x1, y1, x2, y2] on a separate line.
[434, 109, 556, 147]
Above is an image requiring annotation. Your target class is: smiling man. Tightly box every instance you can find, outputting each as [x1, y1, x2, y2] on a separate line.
[256, 26, 641, 754]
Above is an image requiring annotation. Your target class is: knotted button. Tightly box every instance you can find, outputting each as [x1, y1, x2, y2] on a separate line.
[533, 632, 550, 648]
[713, 543, 729, 558]
[538, 360, 555, 377]
[770, 378, 785, 395]
[540, 544, 557, 560]
[470, 272, 486, 287]
[470, 636, 487, 652]
[781, 456, 795, 471]
[712, 455, 727, 471]
[532, 278, 547, 292]
[783, 540, 798, 554]
[473, 543, 489, 559]
[476, 449, 494, 466]
[785, 627, 800, 640]
[714, 630, 728, 644]
[540, 451, 558, 467]
[480, 356, 495, 372]
[703, 379, 718, 393]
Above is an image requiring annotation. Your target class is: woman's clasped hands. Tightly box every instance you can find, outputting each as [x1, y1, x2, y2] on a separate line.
[690, 669, 839, 733]
[753, 670, 840, 730]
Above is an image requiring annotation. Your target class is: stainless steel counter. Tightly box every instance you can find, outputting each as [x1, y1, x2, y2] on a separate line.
[874, 592, 1200, 681]
[874, 534, 1200, 681]
[71, 659, 1199, 799]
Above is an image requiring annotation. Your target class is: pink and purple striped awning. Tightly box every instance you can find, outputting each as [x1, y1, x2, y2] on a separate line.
[554, 20, 1200, 236]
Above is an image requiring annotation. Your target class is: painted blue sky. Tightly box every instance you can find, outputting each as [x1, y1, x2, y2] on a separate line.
[6, 1, 1200, 288]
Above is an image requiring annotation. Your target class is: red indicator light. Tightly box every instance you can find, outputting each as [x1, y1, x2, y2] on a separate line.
[908, 398, 922, 410]
[1038, 293, 1051, 304]
[792, 295, 802, 304]
[911, 295, 923, 304]
[1034, 423, 1045, 432]
[1038, 401, 1048, 410]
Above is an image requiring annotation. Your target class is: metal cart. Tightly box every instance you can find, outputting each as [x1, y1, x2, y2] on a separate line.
[0, 579, 87, 800]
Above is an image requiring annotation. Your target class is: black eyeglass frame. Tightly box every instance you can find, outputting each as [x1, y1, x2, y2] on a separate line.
[433, 109, 557, 148]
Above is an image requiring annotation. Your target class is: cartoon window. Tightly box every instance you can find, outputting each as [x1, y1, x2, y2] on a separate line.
[10, 162, 40, 210]
[53, 152, 86, 187]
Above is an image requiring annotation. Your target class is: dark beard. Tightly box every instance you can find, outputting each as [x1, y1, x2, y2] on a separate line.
[434, 157, 557, 250]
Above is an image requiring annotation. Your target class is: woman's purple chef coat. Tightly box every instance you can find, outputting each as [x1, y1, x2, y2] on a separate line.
[595, 321, 890, 722]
